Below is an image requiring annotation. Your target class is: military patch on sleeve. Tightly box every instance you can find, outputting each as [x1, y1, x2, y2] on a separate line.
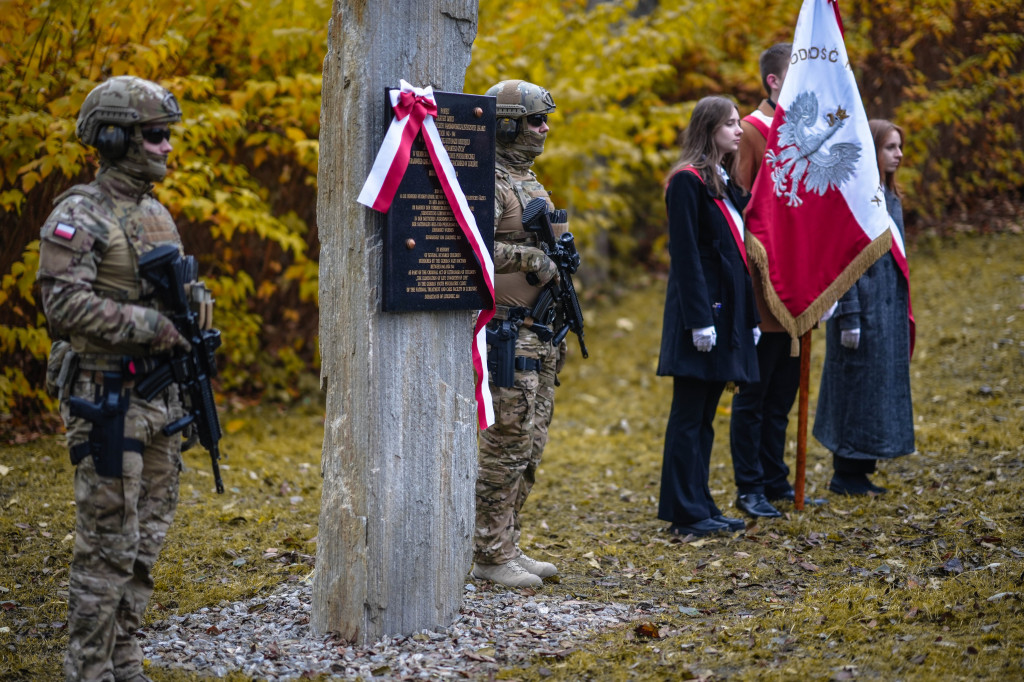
[54, 223, 77, 240]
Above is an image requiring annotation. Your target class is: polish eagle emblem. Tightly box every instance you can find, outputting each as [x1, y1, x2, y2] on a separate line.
[766, 91, 861, 207]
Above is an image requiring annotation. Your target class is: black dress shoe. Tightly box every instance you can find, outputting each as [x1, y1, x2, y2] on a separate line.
[712, 515, 746, 532]
[668, 518, 729, 538]
[735, 493, 783, 518]
[828, 473, 884, 496]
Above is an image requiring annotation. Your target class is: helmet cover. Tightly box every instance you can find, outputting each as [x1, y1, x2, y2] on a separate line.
[76, 76, 182, 181]
[485, 80, 556, 120]
[485, 80, 555, 162]
[77, 76, 181, 146]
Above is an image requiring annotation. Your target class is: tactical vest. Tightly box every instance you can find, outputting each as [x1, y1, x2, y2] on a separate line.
[52, 182, 182, 356]
[493, 161, 565, 308]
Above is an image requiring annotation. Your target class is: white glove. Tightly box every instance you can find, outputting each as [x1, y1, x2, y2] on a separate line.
[752, 326, 762, 346]
[840, 328, 861, 350]
[692, 326, 716, 352]
[820, 301, 838, 322]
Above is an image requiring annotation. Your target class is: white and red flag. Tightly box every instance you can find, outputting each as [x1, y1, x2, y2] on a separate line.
[745, 0, 911, 341]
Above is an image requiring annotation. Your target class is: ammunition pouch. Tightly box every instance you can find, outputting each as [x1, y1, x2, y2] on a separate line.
[46, 340, 78, 400]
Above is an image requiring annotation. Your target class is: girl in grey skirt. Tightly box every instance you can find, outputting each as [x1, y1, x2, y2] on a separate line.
[813, 119, 915, 495]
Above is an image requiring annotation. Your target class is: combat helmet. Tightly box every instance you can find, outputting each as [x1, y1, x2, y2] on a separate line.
[485, 80, 555, 154]
[76, 76, 182, 181]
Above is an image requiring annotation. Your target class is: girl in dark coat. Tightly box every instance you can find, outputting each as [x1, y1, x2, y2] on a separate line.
[656, 96, 761, 537]
[814, 119, 915, 495]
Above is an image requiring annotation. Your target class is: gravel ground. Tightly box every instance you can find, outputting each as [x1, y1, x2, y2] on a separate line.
[140, 579, 640, 679]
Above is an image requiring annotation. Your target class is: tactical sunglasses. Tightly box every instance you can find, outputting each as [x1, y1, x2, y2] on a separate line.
[141, 127, 172, 144]
[525, 113, 548, 127]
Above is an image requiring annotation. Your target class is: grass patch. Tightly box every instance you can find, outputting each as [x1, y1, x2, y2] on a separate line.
[0, 399, 324, 680]
[2, 233, 1023, 680]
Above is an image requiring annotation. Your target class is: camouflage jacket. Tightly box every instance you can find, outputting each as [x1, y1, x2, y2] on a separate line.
[492, 159, 567, 308]
[37, 167, 183, 357]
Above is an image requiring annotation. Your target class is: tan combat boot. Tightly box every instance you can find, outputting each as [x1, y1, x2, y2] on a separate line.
[471, 559, 543, 588]
[516, 548, 557, 578]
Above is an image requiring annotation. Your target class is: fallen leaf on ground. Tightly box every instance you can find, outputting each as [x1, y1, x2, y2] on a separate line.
[635, 622, 662, 638]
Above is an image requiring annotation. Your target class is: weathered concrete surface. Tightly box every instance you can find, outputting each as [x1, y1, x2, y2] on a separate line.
[314, 0, 480, 644]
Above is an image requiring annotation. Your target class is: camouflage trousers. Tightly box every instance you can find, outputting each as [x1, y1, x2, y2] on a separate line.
[475, 327, 558, 565]
[61, 373, 183, 682]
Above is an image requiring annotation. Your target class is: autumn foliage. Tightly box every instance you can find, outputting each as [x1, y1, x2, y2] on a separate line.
[468, 0, 1024, 273]
[1, 0, 329, 434]
[2, 0, 1022, 434]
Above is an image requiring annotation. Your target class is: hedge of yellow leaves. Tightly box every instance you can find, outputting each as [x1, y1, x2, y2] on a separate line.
[2, 0, 1021, 431]
[1, 0, 329, 428]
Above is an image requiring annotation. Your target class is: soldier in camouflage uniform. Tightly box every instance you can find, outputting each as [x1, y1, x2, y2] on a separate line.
[37, 76, 195, 682]
[472, 80, 569, 588]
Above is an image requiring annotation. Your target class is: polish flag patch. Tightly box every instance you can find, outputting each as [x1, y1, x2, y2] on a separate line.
[54, 223, 77, 240]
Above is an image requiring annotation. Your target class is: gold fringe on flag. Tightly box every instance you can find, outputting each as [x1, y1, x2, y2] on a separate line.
[746, 230, 894, 340]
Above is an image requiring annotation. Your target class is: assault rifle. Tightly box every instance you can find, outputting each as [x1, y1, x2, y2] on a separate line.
[522, 197, 589, 358]
[136, 244, 225, 494]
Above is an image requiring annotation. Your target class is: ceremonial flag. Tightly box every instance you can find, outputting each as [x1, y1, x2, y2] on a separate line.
[745, 0, 910, 340]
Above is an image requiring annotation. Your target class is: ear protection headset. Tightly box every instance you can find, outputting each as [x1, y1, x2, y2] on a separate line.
[95, 124, 130, 160]
[495, 80, 526, 144]
[496, 116, 519, 144]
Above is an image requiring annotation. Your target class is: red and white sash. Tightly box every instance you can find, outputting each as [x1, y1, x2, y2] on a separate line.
[679, 166, 748, 271]
[743, 110, 772, 139]
[357, 80, 496, 428]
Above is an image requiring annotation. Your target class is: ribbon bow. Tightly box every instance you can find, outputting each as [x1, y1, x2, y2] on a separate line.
[394, 88, 438, 122]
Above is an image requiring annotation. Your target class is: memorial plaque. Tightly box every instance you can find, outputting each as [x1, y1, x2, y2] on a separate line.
[382, 90, 495, 312]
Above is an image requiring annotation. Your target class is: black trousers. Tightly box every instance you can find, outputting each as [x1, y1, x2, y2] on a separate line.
[658, 376, 726, 525]
[729, 331, 800, 495]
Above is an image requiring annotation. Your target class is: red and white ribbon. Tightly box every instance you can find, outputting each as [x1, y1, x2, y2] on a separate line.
[675, 166, 748, 271]
[357, 80, 496, 428]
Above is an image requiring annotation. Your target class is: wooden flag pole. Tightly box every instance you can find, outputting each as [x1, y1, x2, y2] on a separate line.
[794, 330, 812, 511]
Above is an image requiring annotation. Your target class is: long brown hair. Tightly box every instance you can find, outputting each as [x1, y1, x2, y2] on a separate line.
[666, 96, 741, 197]
[869, 118, 904, 196]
